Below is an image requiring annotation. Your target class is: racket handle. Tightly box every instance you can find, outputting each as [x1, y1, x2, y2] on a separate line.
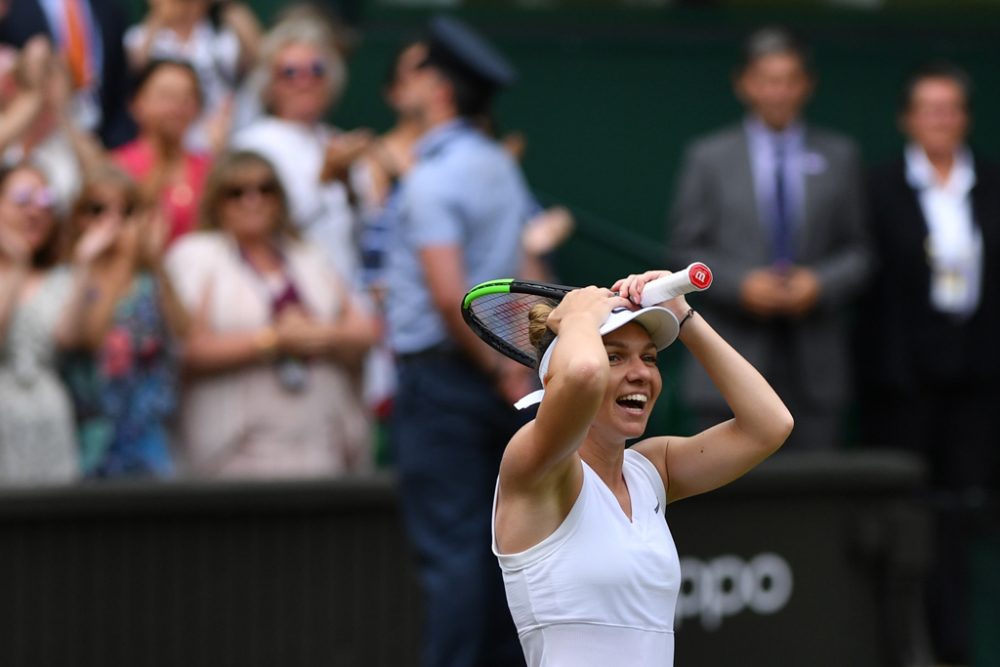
[639, 263, 713, 306]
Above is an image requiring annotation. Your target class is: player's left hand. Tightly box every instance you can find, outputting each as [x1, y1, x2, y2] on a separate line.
[612, 270, 690, 321]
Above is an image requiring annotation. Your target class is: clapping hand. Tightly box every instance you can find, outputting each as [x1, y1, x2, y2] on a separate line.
[135, 208, 169, 269]
[275, 306, 327, 357]
[320, 129, 374, 183]
[18, 36, 51, 93]
[74, 216, 120, 267]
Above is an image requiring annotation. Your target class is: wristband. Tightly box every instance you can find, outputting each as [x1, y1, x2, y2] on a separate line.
[678, 308, 696, 330]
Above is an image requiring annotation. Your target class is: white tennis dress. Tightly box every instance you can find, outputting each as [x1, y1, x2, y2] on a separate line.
[492, 448, 681, 666]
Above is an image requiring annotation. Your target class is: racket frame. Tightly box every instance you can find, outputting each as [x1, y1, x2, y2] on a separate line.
[462, 279, 575, 368]
[462, 266, 712, 368]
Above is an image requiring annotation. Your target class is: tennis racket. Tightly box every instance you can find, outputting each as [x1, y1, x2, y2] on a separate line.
[462, 263, 712, 367]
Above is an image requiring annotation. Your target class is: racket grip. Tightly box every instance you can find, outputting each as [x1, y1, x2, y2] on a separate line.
[639, 263, 713, 306]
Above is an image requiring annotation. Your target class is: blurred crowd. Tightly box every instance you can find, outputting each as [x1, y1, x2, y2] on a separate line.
[0, 5, 997, 663]
[0, 0, 573, 487]
[0, 1, 376, 482]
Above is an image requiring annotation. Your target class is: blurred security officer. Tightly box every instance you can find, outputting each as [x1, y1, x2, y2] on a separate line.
[385, 16, 536, 667]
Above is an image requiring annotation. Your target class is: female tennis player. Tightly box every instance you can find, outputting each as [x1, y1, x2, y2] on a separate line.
[491, 270, 793, 666]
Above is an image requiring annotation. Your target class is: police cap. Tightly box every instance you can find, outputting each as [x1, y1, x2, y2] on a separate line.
[422, 16, 517, 91]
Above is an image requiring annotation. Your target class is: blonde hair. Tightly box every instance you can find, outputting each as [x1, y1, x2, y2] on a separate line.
[253, 7, 347, 116]
[528, 301, 557, 366]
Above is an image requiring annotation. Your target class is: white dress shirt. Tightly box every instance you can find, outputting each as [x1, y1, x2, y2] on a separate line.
[905, 143, 982, 317]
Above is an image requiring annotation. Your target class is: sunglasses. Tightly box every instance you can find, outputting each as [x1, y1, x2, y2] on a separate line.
[82, 200, 137, 219]
[222, 180, 280, 201]
[7, 185, 55, 210]
[276, 60, 326, 82]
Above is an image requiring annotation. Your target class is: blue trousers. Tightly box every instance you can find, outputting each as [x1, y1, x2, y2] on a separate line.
[393, 351, 528, 667]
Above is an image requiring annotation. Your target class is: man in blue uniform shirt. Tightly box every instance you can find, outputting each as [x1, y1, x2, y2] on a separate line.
[385, 17, 535, 667]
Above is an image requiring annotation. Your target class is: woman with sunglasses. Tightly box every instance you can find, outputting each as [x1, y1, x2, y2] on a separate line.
[113, 59, 211, 246]
[233, 10, 371, 286]
[0, 164, 78, 484]
[165, 150, 379, 478]
[57, 166, 188, 478]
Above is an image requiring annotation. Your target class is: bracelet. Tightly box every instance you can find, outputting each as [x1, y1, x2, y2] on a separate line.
[678, 308, 696, 330]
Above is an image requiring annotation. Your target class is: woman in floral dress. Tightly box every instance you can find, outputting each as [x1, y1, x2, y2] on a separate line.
[59, 166, 188, 478]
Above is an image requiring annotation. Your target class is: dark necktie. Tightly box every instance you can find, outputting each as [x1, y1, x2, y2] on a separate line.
[772, 139, 792, 268]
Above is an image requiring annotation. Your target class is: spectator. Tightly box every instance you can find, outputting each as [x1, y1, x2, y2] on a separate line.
[233, 9, 372, 286]
[347, 40, 430, 434]
[384, 17, 535, 667]
[165, 150, 378, 479]
[0, 0, 135, 148]
[859, 62, 1000, 665]
[114, 59, 210, 245]
[667, 26, 870, 450]
[354, 39, 427, 301]
[0, 37, 104, 215]
[355, 40, 575, 299]
[59, 166, 187, 479]
[0, 164, 77, 484]
[124, 0, 261, 152]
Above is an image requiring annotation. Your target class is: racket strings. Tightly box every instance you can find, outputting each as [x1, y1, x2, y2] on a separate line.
[468, 293, 558, 366]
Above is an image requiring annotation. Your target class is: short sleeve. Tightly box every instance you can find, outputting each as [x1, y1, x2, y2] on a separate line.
[402, 169, 463, 248]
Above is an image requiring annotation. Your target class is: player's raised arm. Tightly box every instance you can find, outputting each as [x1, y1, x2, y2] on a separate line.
[623, 270, 794, 503]
[500, 287, 629, 490]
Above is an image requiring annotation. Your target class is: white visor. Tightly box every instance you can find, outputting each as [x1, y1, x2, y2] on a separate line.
[514, 306, 679, 410]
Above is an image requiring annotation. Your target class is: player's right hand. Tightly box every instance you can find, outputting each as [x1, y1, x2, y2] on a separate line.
[545, 286, 629, 336]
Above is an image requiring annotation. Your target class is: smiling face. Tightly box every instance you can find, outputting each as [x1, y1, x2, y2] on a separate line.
[131, 63, 201, 144]
[216, 162, 282, 242]
[0, 167, 56, 256]
[270, 42, 334, 124]
[589, 322, 663, 443]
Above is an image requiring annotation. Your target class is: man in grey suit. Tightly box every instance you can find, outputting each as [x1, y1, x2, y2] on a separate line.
[668, 27, 871, 450]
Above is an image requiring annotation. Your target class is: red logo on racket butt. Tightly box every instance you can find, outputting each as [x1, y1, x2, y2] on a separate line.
[688, 263, 713, 290]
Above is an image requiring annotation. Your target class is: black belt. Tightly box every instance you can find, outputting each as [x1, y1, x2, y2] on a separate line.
[396, 344, 462, 364]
